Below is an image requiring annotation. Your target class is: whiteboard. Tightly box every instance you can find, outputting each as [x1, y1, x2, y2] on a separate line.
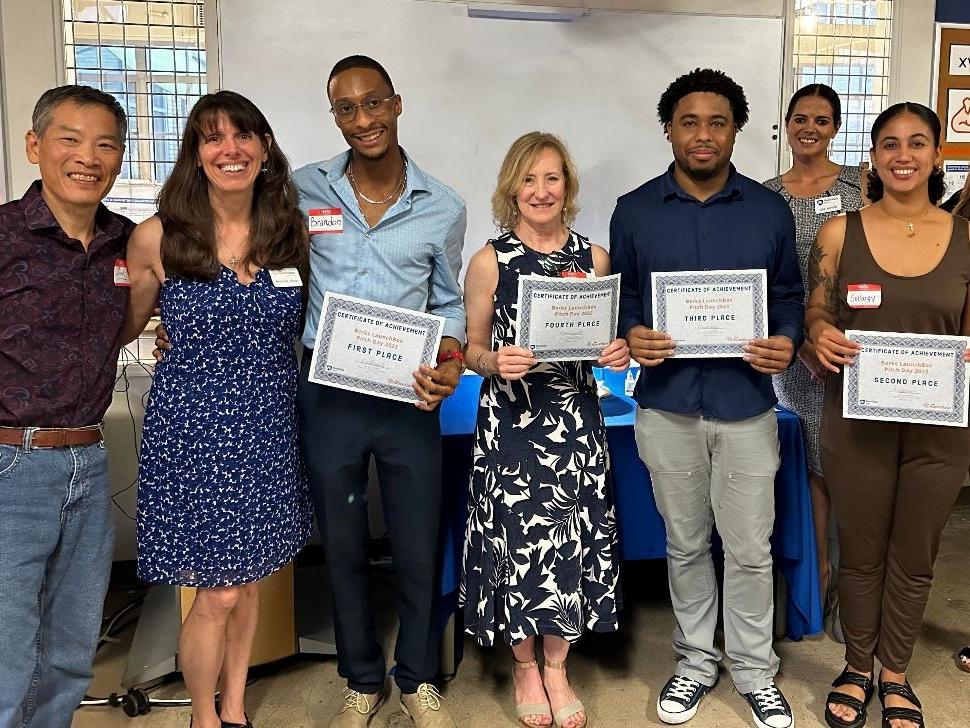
[219, 0, 784, 274]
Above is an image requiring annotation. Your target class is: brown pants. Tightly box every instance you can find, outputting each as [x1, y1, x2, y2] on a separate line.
[821, 412, 969, 672]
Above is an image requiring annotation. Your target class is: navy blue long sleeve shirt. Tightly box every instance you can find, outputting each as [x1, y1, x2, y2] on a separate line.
[610, 164, 804, 420]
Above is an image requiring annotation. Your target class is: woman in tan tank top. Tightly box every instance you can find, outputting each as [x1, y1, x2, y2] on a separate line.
[806, 103, 970, 728]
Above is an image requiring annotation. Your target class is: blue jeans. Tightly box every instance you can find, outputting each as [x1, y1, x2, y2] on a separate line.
[0, 441, 114, 728]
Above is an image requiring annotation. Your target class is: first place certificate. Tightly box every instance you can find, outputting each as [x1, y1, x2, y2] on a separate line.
[651, 269, 767, 357]
[308, 293, 444, 403]
[842, 330, 970, 427]
[516, 274, 621, 361]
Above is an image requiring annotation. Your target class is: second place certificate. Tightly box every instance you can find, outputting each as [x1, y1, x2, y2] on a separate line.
[308, 293, 444, 403]
[651, 269, 767, 357]
[516, 274, 621, 361]
[842, 330, 970, 427]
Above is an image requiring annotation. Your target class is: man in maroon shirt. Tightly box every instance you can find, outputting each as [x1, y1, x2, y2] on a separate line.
[0, 85, 134, 728]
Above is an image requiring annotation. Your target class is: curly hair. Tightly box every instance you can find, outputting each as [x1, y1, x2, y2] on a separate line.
[491, 132, 580, 232]
[658, 68, 749, 130]
[866, 102, 945, 204]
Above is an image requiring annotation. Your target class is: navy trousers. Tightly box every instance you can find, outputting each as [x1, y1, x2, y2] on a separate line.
[297, 354, 443, 694]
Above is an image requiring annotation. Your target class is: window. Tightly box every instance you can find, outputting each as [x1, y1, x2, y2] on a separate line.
[792, 0, 893, 164]
[63, 0, 207, 221]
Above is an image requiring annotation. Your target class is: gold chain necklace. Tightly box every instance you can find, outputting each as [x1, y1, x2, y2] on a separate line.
[217, 228, 250, 267]
[881, 204, 931, 239]
[348, 158, 408, 205]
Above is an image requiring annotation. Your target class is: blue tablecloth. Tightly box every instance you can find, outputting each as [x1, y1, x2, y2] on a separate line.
[438, 369, 823, 640]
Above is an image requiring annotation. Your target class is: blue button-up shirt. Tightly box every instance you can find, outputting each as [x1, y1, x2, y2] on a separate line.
[610, 164, 804, 420]
[294, 150, 467, 349]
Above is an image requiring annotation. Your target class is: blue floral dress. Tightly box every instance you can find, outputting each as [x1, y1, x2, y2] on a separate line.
[137, 266, 312, 587]
[461, 231, 620, 646]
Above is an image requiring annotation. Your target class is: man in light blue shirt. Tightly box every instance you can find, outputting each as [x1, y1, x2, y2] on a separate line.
[293, 55, 465, 728]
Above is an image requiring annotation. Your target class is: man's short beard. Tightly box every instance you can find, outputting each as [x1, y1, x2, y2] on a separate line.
[676, 157, 726, 182]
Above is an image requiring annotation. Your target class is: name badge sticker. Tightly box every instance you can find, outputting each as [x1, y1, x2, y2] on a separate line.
[847, 283, 881, 309]
[308, 207, 343, 234]
[113, 259, 130, 287]
[560, 270, 587, 279]
[269, 267, 303, 287]
[815, 195, 843, 215]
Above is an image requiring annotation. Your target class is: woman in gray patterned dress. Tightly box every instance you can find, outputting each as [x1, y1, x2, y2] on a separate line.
[461, 132, 629, 728]
[763, 84, 864, 622]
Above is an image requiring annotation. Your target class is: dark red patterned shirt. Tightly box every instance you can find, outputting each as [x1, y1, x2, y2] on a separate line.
[0, 181, 134, 427]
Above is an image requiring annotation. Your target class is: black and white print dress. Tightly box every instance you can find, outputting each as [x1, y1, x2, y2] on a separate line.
[763, 165, 864, 475]
[460, 230, 620, 647]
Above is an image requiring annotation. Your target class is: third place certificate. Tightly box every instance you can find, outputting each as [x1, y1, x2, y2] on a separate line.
[651, 269, 767, 357]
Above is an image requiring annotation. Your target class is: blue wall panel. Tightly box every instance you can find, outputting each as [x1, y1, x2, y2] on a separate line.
[938, 0, 970, 24]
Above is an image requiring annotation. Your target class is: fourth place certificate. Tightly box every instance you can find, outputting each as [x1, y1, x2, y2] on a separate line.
[842, 330, 970, 427]
[516, 274, 621, 361]
[651, 269, 767, 357]
[309, 293, 444, 403]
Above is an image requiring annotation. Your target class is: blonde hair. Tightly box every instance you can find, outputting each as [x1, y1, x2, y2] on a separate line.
[491, 132, 580, 231]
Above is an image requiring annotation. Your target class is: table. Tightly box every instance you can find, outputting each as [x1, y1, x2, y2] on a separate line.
[438, 368, 823, 640]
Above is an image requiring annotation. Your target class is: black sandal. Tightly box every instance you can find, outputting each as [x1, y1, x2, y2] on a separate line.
[878, 679, 924, 728]
[824, 666, 874, 728]
[958, 646, 970, 673]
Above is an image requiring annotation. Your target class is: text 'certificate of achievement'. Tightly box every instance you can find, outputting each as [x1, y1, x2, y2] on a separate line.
[842, 330, 970, 427]
[516, 274, 621, 361]
[309, 293, 444, 403]
[651, 269, 767, 357]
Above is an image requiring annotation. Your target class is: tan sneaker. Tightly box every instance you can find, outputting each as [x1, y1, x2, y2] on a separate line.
[328, 687, 386, 727]
[399, 683, 456, 727]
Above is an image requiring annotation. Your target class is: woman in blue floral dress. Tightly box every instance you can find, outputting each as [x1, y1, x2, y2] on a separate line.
[123, 91, 311, 728]
[461, 133, 629, 728]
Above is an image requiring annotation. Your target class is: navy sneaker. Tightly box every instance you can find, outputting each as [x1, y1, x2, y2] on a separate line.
[656, 674, 714, 724]
[742, 682, 795, 728]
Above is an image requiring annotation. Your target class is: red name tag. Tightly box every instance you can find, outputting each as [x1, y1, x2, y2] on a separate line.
[113, 259, 130, 287]
[308, 207, 343, 234]
[847, 283, 881, 309]
[560, 270, 586, 278]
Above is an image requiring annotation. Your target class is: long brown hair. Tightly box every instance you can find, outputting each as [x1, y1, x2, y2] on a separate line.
[158, 90, 308, 279]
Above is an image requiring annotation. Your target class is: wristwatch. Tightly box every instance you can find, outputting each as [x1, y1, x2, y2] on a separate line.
[437, 349, 466, 372]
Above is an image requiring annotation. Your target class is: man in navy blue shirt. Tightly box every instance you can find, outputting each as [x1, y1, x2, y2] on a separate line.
[610, 69, 803, 728]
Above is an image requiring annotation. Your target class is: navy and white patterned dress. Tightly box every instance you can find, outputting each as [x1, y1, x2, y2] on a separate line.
[137, 265, 312, 587]
[461, 230, 620, 647]
[763, 165, 864, 475]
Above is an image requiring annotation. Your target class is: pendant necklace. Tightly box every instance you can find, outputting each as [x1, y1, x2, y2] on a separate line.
[882, 205, 931, 239]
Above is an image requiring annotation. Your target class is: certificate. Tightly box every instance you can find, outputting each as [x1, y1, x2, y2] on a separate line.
[516, 274, 620, 361]
[842, 330, 970, 427]
[308, 293, 444, 403]
[651, 269, 767, 358]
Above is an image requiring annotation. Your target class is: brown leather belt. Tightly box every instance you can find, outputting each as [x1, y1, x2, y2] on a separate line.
[0, 426, 103, 448]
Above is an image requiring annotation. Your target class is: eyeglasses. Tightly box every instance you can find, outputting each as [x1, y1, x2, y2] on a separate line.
[330, 95, 397, 123]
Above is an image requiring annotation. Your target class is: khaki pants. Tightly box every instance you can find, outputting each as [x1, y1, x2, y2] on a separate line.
[635, 407, 780, 693]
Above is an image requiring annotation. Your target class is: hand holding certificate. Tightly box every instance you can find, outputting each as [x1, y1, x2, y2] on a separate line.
[516, 273, 621, 361]
[842, 330, 970, 427]
[651, 269, 768, 358]
[308, 293, 444, 403]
